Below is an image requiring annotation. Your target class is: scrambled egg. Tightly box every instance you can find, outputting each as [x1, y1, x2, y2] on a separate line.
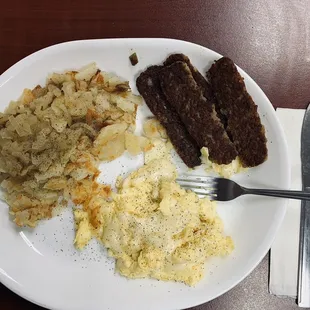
[201, 147, 245, 178]
[74, 140, 234, 286]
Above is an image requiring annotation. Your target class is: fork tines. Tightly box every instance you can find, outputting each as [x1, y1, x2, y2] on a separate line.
[176, 175, 218, 199]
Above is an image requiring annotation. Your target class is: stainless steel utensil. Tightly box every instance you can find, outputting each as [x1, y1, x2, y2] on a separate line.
[176, 175, 310, 201]
[298, 104, 310, 307]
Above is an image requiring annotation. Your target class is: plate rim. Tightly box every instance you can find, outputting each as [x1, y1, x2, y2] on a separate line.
[0, 37, 290, 310]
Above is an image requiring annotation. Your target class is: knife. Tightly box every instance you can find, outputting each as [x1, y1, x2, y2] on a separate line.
[298, 104, 310, 307]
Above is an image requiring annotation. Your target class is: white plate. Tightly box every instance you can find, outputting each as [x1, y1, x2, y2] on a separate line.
[0, 38, 289, 310]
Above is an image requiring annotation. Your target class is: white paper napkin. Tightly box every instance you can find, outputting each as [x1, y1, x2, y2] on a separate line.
[269, 108, 304, 297]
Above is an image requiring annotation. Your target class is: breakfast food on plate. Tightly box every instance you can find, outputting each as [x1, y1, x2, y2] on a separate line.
[208, 57, 268, 167]
[74, 139, 234, 286]
[1, 53, 267, 287]
[1, 61, 234, 287]
[136, 65, 201, 168]
[164, 54, 212, 96]
[201, 147, 244, 178]
[136, 54, 267, 173]
[143, 118, 167, 139]
[159, 61, 237, 165]
[164, 53, 227, 126]
[0, 63, 143, 227]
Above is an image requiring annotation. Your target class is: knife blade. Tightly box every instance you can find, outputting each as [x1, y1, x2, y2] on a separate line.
[298, 104, 310, 307]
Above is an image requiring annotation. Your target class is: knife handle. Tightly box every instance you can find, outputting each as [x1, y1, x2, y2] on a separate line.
[298, 200, 310, 307]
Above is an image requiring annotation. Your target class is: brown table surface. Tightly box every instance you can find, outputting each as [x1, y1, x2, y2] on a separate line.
[1, 0, 310, 309]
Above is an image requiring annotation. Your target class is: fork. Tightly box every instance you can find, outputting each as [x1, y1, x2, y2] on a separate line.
[176, 175, 310, 201]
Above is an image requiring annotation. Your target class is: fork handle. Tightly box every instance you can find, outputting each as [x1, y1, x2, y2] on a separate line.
[243, 188, 310, 201]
